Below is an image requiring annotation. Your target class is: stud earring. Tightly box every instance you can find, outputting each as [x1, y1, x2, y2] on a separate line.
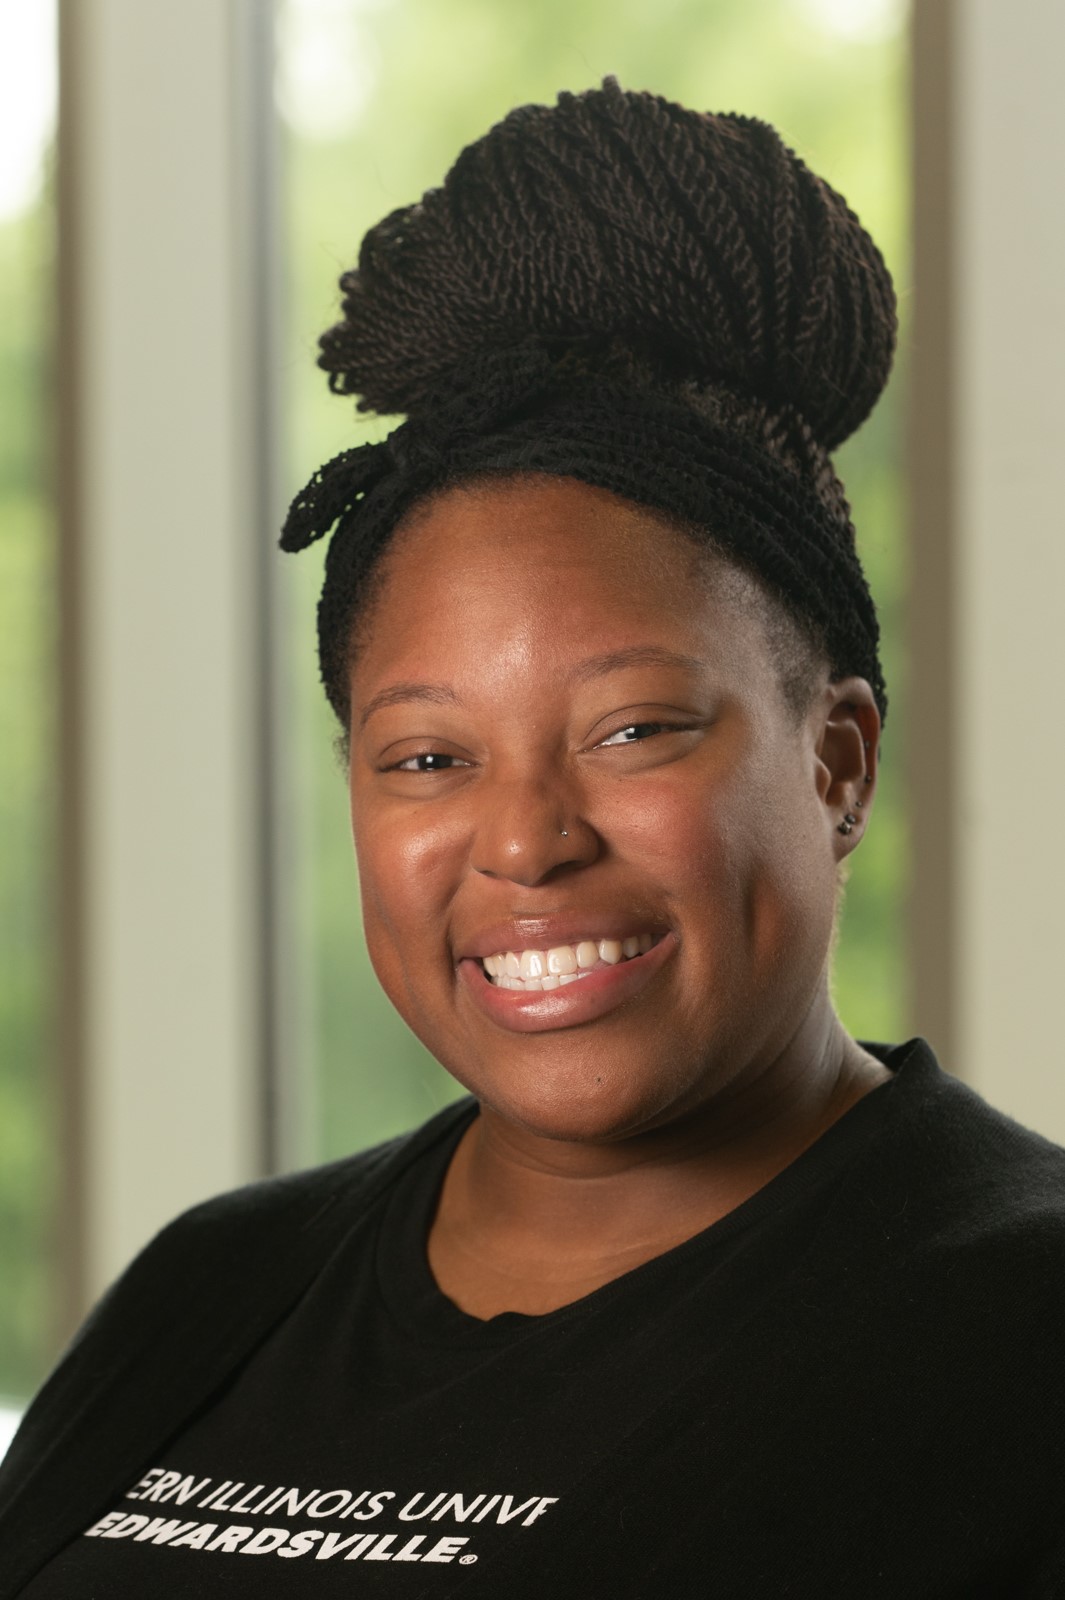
[838, 803, 863, 836]
[560, 830, 568, 838]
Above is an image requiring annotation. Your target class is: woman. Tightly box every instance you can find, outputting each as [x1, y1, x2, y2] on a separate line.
[3, 78, 1064, 1597]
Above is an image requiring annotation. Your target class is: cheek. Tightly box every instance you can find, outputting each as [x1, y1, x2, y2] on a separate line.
[744, 784, 837, 982]
[604, 768, 749, 902]
[612, 766, 828, 983]
[351, 799, 463, 994]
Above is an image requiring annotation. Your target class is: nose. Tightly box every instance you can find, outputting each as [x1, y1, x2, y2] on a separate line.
[470, 774, 599, 886]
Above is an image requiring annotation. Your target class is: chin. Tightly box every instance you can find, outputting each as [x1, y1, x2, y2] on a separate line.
[444, 1037, 696, 1145]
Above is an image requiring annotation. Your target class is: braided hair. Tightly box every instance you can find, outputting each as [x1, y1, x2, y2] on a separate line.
[284, 77, 897, 744]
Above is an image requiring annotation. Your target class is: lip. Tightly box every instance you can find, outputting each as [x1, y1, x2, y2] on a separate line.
[457, 930, 678, 1033]
[457, 913, 670, 962]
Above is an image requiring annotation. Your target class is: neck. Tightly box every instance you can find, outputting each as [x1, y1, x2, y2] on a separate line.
[427, 1003, 892, 1317]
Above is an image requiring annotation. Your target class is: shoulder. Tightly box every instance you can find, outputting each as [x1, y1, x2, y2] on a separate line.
[807, 1046, 1065, 1484]
[858, 1040, 1065, 1343]
[901, 1045, 1065, 1235]
[110, 1093, 477, 1295]
[0, 1097, 475, 1509]
[868, 1036, 1065, 1226]
[11, 1102, 473, 1414]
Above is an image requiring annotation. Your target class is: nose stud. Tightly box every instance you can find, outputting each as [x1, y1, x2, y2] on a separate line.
[560, 829, 568, 838]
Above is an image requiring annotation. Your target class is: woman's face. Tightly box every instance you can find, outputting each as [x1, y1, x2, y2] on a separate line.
[348, 475, 874, 1143]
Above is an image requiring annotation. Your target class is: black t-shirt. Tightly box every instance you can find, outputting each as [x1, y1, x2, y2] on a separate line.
[20, 1039, 1065, 1597]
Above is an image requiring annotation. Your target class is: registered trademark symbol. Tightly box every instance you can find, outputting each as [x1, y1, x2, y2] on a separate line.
[459, 1553, 477, 1564]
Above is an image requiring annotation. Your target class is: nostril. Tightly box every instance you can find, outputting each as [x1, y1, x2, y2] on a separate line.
[471, 804, 599, 886]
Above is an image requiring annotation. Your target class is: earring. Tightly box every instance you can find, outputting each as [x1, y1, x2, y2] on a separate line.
[560, 829, 568, 838]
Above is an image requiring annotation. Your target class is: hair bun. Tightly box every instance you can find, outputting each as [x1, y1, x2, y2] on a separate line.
[319, 77, 896, 453]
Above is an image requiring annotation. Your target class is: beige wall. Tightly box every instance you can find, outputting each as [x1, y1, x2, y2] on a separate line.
[58, 0, 279, 1313]
[910, 0, 1065, 1138]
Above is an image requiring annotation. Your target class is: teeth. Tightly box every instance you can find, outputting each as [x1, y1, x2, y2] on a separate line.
[482, 932, 659, 986]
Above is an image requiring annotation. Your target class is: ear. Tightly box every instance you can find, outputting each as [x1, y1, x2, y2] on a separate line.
[811, 677, 881, 856]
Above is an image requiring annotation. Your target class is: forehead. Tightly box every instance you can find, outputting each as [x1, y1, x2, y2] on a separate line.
[352, 474, 777, 694]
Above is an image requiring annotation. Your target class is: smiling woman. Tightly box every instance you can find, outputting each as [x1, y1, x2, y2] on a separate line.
[3, 77, 1065, 1600]
[347, 475, 890, 1320]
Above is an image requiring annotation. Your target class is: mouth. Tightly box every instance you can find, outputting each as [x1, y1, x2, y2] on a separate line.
[481, 931, 660, 992]
[457, 927, 677, 1033]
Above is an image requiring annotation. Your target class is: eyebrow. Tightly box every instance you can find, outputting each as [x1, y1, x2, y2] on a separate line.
[358, 682, 461, 730]
[358, 646, 706, 730]
[570, 645, 707, 682]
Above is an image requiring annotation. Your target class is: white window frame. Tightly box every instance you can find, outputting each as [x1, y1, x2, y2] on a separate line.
[56, 0, 287, 1325]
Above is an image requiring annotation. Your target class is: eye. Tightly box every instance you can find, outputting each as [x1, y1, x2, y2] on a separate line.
[389, 751, 470, 773]
[597, 721, 681, 746]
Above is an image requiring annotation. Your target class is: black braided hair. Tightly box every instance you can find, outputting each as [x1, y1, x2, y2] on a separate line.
[295, 77, 896, 741]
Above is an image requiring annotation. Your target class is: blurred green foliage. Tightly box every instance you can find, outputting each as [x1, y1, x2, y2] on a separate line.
[0, 194, 57, 1400]
[277, 0, 912, 1161]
